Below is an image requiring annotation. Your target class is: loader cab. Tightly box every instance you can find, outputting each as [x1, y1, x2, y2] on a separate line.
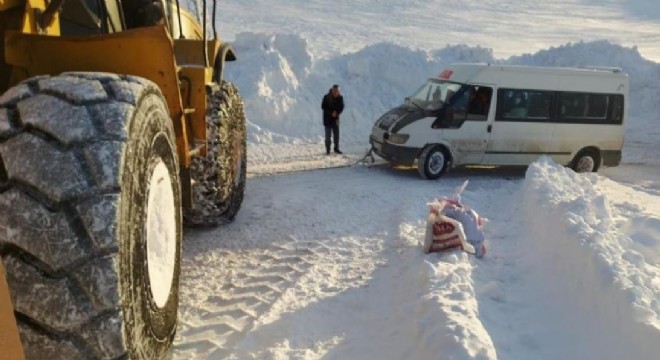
[58, 0, 200, 38]
[58, 0, 126, 35]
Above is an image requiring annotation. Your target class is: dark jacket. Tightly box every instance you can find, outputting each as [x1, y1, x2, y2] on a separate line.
[322, 91, 344, 126]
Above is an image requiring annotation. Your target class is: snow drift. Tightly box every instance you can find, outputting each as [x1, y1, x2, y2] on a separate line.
[521, 158, 660, 359]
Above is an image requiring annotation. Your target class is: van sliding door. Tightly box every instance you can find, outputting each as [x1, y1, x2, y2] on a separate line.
[484, 89, 555, 166]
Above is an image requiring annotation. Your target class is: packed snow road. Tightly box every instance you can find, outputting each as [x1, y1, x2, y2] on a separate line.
[171, 160, 660, 359]
[169, 0, 660, 358]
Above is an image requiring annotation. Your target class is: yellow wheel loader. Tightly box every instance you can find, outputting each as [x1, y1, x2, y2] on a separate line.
[0, 1, 247, 358]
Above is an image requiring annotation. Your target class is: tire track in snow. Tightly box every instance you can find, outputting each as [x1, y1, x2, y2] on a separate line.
[172, 166, 402, 358]
[172, 240, 335, 359]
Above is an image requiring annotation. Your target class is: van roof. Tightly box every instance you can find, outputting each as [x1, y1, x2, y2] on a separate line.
[436, 63, 628, 93]
[438, 63, 625, 79]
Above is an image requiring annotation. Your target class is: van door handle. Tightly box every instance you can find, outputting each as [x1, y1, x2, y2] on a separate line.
[487, 125, 492, 133]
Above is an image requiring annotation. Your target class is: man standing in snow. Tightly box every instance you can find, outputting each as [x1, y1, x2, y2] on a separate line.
[322, 84, 344, 154]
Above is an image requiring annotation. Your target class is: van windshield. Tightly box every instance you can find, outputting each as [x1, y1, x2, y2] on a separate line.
[406, 79, 464, 111]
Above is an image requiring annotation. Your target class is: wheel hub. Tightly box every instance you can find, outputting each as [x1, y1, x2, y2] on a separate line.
[146, 160, 177, 308]
[429, 152, 445, 174]
[576, 156, 595, 172]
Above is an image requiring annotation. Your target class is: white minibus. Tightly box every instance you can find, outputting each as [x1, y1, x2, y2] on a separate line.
[369, 63, 628, 179]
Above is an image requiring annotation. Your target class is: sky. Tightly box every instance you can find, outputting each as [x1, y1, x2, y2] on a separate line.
[172, 1, 660, 359]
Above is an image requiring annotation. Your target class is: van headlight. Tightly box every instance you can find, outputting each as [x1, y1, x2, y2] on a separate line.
[387, 133, 409, 144]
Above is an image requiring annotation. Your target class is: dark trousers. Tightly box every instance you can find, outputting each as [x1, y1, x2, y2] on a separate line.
[325, 123, 339, 152]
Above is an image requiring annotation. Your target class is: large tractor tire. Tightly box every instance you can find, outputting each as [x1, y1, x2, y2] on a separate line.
[183, 81, 247, 227]
[0, 73, 182, 359]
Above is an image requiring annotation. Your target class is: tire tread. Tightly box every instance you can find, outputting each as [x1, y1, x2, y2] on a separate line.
[0, 73, 164, 359]
[184, 81, 247, 227]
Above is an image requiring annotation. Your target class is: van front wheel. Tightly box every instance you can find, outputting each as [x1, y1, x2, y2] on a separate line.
[572, 149, 601, 173]
[418, 145, 449, 180]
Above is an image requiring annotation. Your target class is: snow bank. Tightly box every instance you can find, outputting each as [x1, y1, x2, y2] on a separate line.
[522, 157, 660, 359]
[419, 252, 496, 360]
[225, 34, 660, 164]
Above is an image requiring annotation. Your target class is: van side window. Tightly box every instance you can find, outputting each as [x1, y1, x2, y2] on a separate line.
[586, 94, 608, 118]
[467, 86, 492, 121]
[558, 92, 623, 124]
[560, 93, 587, 118]
[496, 89, 553, 122]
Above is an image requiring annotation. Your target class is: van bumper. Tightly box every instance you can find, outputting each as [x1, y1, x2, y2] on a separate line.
[370, 136, 419, 165]
[602, 150, 622, 166]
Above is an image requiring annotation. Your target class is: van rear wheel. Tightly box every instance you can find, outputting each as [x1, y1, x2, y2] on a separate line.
[572, 149, 600, 173]
[418, 145, 449, 180]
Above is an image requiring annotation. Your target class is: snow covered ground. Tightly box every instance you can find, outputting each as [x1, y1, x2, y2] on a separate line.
[172, 1, 660, 359]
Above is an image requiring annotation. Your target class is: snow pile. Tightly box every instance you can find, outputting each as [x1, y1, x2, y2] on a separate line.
[227, 33, 313, 144]
[225, 34, 660, 164]
[522, 157, 660, 359]
[598, 166, 660, 266]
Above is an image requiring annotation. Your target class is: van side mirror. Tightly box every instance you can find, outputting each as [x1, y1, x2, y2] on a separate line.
[432, 108, 467, 129]
[450, 110, 468, 127]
